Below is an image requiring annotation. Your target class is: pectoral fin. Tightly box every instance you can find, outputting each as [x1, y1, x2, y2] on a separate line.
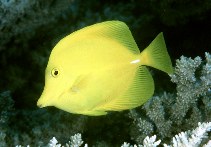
[70, 75, 89, 93]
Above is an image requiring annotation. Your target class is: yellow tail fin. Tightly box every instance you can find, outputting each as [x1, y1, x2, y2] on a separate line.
[139, 33, 173, 74]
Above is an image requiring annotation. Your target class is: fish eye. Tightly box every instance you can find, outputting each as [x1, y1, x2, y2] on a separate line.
[51, 68, 59, 78]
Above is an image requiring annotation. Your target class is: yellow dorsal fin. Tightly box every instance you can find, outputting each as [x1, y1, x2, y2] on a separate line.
[98, 66, 154, 111]
[59, 21, 140, 54]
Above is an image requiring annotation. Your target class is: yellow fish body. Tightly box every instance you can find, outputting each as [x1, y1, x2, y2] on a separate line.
[37, 21, 173, 116]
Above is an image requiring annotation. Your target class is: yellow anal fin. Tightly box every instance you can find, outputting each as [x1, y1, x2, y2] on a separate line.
[98, 66, 154, 111]
[79, 110, 107, 116]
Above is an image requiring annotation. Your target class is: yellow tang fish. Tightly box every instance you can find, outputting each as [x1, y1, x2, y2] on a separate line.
[37, 21, 173, 116]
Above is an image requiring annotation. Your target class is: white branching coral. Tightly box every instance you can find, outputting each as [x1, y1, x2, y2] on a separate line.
[129, 109, 154, 142]
[122, 122, 211, 147]
[130, 52, 211, 144]
[68, 133, 84, 147]
[170, 52, 211, 125]
[121, 135, 161, 147]
[15, 122, 211, 146]
[141, 135, 161, 147]
[48, 137, 61, 147]
[164, 122, 211, 147]
[47, 133, 86, 147]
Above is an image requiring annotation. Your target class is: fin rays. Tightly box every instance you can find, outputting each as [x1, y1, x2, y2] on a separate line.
[63, 21, 140, 54]
[96, 66, 154, 111]
[140, 33, 173, 74]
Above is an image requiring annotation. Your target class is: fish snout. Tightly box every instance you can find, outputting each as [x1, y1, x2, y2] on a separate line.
[37, 93, 49, 108]
[37, 99, 44, 108]
[37, 88, 56, 108]
[37, 101, 43, 108]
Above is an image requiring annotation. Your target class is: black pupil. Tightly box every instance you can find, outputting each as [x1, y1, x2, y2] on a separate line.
[54, 70, 58, 75]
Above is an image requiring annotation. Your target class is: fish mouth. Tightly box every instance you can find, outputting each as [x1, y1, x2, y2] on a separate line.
[37, 101, 44, 108]
[37, 86, 53, 108]
[37, 99, 45, 108]
[37, 92, 50, 108]
[37, 86, 65, 108]
[37, 89, 60, 108]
